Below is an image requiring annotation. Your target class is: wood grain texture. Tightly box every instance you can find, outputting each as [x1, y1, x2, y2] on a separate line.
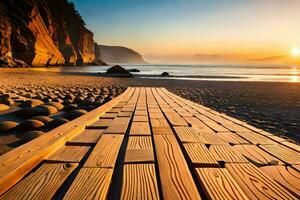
[100, 113, 117, 119]
[226, 163, 297, 200]
[104, 117, 131, 134]
[217, 132, 250, 145]
[232, 145, 284, 166]
[201, 132, 228, 145]
[133, 115, 149, 122]
[183, 143, 219, 167]
[195, 115, 229, 132]
[154, 135, 201, 200]
[260, 144, 300, 164]
[87, 119, 113, 129]
[45, 146, 90, 163]
[107, 108, 122, 113]
[174, 127, 209, 143]
[222, 123, 253, 133]
[121, 164, 160, 200]
[84, 134, 123, 168]
[68, 129, 103, 145]
[124, 149, 154, 163]
[1, 163, 77, 200]
[130, 122, 151, 136]
[149, 112, 165, 119]
[260, 166, 300, 198]
[0, 87, 133, 196]
[281, 141, 300, 152]
[127, 136, 153, 149]
[235, 132, 277, 145]
[183, 117, 215, 134]
[163, 111, 188, 126]
[135, 110, 148, 116]
[63, 168, 113, 200]
[117, 112, 133, 117]
[150, 119, 173, 135]
[195, 168, 249, 200]
[209, 145, 248, 163]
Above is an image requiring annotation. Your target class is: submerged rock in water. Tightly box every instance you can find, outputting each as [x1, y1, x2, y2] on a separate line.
[161, 72, 169, 76]
[106, 65, 130, 74]
[128, 68, 140, 72]
[0, 121, 18, 132]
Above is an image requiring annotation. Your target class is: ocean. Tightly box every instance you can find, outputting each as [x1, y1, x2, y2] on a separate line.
[44, 64, 300, 83]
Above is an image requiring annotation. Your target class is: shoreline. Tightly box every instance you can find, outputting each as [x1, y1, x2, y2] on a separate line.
[1, 69, 300, 155]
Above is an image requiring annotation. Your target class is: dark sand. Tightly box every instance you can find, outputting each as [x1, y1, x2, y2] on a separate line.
[1, 69, 299, 155]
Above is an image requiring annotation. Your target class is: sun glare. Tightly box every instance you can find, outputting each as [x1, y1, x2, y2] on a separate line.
[291, 47, 300, 57]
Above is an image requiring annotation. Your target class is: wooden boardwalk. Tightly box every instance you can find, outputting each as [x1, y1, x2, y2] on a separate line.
[0, 87, 299, 199]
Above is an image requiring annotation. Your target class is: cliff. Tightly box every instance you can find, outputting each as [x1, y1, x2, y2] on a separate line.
[0, 0, 101, 67]
[97, 45, 146, 64]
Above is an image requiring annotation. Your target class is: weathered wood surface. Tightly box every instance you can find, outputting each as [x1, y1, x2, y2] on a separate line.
[64, 168, 113, 200]
[1, 163, 77, 200]
[1, 87, 299, 199]
[195, 168, 249, 200]
[121, 164, 160, 200]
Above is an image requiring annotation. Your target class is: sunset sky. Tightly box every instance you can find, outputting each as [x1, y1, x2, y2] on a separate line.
[71, 0, 300, 64]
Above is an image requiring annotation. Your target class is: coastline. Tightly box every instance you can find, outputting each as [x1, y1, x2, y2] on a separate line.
[1, 69, 299, 155]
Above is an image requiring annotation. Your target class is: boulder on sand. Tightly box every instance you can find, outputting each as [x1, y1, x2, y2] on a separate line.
[161, 72, 169, 76]
[105, 65, 133, 77]
[15, 119, 44, 132]
[65, 109, 87, 120]
[0, 104, 10, 112]
[17, 131, 44, 141]
[0, 121, 19, 132]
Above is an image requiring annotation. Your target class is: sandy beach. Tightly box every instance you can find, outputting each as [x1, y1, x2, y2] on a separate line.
[0, 69, 299, 155]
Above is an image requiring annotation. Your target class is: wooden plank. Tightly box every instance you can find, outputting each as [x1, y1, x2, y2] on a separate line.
[260, 144, 300, 164]
[281, 141, 300, 152]
[133, 115, 149, 122]
[130, 122, 151, 136]
[183, 143, 219, 167]
[260, 166, 300, 198]
[195, 115, 229, 132]
[232, 145, 284, 166]
[222, 123, 253, 133]
[154, 135, 201, 200]
[117, 112, 133, 117]
[84, 134, 123, 168]
[64, 168, 113, 200]
[100, 113, 117, 119]
[1, 163, 77, 200]
[107, 108, 122, 113]
[149, 112, 164, 119]
[235, 132, 278, 145]
[209, 145, 248, 163]
[124, 149, 154, 163]
[127, 136, 153, 149]
[201, 132, 228, 145]
[0, 87, 133, 195]
[183, 117, 215, 134]
[87, 119, 113, 129]
[45, 146, 90, 163]
[226, 163, 297, 200]
[68, 129, 103, 145]
[174, 127, 209, 143]
[163, 111, 188, 126]
[150, 118, 173, 135]
[104, 117, 131, 134]
[217, 132, 250, 145]
[195, 168, 249, 200]
[121, 164, 160, 200]
[135, 110, 148, 116]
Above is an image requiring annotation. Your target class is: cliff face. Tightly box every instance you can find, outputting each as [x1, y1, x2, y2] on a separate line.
[97, 45, 146, 64]
[0, 0, 100, 67]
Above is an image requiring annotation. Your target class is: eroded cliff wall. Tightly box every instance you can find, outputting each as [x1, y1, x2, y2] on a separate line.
[0, 0, 100, 67]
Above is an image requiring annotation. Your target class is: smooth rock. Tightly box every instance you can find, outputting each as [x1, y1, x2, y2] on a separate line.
[45, 118, 69, 129]
[0, 121, 19, 132]
[17, 131, 44, 141]
[161, 72, 169, 76]
[46, 102, 64, 110]
[15, 119, 44, 132]
[21, 99, 43, 107]
[65, 109, 87, 120]
[0, 98, 14, 106]
[32, 116, 53, 124]
[0, 103, 10, 111]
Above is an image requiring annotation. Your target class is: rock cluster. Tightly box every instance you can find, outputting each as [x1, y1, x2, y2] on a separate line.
[0, 84, 125, 143]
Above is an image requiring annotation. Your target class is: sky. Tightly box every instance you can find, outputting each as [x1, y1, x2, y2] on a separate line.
[71, 0, 300, 64]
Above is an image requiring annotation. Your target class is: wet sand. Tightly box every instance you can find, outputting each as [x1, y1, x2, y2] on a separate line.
[1, 69, 299, 155]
